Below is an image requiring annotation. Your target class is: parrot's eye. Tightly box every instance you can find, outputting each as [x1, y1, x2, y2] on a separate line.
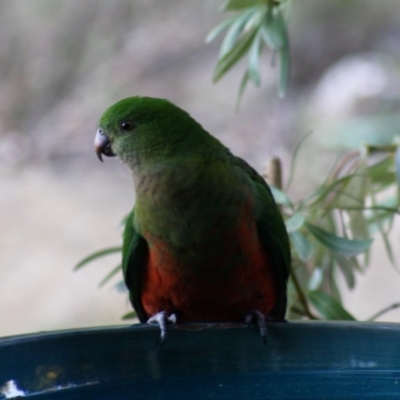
[120, 121, 136, 131]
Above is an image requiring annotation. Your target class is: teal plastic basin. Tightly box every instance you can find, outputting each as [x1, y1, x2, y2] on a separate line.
[1, 321, 400, 399]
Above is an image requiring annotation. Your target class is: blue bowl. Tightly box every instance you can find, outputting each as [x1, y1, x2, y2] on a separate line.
[1, 321, 400, 399]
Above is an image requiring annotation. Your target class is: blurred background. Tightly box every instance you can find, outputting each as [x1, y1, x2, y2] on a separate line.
[1, 0, 400, 337]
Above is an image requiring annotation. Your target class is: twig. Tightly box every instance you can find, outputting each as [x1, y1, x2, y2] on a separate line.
[285, 131, 313, 191]
[290, 268, 318, 320]
[368, 302, 400, 321]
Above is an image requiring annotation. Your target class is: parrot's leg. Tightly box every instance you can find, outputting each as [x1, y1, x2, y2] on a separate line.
[147, 311, 177, 345]
[245, 309, 268, 343]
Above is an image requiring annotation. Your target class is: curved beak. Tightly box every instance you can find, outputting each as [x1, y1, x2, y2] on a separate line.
[94, 128, 115, 162]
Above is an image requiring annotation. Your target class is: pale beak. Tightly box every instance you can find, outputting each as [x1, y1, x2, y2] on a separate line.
[94, 128, 115, 162]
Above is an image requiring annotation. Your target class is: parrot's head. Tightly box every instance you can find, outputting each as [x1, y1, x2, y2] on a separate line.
[94, 96, 206, 168]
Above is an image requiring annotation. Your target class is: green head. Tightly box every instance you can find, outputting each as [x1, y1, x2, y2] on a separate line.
[94, 96, 208, 168]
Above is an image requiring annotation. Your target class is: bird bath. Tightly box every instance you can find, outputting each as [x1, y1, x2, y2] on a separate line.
[1, 321, 400, 399]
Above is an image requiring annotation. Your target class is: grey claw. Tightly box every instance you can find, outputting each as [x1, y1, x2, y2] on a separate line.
[147, 311, 177, 344]
[167, 313, 177, 325]
[245, 309, 267, 343]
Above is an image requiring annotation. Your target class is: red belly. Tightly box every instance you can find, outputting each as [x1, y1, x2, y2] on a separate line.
[140, 220, 277, 322]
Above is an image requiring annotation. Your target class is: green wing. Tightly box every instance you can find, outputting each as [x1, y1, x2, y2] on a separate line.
[122, 209, 149, 323]
[232, 155, 291, 320]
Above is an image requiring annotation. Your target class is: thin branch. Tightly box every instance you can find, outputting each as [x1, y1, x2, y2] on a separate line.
[368, 302, 400, 321]
[290, 268, 319, 320]
[328, 151, 360, 182]
[285, 131, 313, 191]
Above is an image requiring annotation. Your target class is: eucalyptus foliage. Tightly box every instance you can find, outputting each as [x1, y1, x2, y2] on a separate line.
[206, 0, 290, 103]
[268, 143, 400, 321]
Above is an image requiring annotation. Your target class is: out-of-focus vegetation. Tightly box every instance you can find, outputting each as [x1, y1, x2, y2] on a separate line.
[207, 0, 290, 101]
[2, 1, 400, 334]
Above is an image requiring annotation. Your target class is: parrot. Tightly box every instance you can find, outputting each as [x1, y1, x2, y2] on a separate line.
[94, 96, 290, 342]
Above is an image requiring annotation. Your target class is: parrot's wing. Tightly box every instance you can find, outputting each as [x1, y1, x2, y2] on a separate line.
[232, 154, 291, 320]
[122, 209, 149, 323]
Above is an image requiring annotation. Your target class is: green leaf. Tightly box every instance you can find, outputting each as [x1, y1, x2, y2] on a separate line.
[222, 0, 265, 11]
[290, 231, 313, 261]
[286, 212, 305, 232]
[334, 162, 368, 209]
[236, 70, 250, 110]
[269, 185, 292, 206]
[243, 6, 267, 32]
[98, 264, 122, 288]
[213, 28, 257, 82]
[205, 15, 239, 44]
[115, 280, 128, 293]
[74, 247, 122, 271]
[277, 42, 290, 98]
[247, 30, 262, 86]
[334, 254, 356, 289]
[260, 6, 287, 50]
[395, 146, 400, 186]
[368, 155, 396, 188]
[308, 290, 356, 320]
[367, 302, 400, 321]
[122, 311, 137, 320]
[334, 160, 370, 241]
[302, 174, 354, 210]
[326, 266, 342, 303]
[369, 190, 396, 268]
[218, 10, 255, 58]
[308, 267, 323, 291]
[285, 131, 313, 191]
[305, 223, 373, 257]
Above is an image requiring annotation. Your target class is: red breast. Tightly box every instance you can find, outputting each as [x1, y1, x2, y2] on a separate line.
[140, 215, 277, 322]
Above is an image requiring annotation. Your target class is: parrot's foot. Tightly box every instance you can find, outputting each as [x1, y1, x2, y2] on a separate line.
[245, 309, 269, 343]
[147, 311, 177, 345]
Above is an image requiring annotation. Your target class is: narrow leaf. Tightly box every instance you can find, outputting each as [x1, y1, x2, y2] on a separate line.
[368, 302, 400, 321]
[285, 131, 313, 191]
[290, 231, 313, 261]
[368, 155, 395, 185]
[98, 264, 122, 288]
[308, 290, 356, 320]
[306, 223, 373, 257]
[277, 44, 290, 98]
[115, 280, 129, 293]
[236, 70, 250, 110]
[286, 212, 305, 232]
[248, 30, 262, 86]
[334, 160, 368, 208]
[260, 6, 288, 50]
[218, 11, 254, 58]
[122, 311, 137, 320]
[395, 146, 400, 186]
[205, 15, 239, 44]
[369, 190, 396, 268]
[334, 255, 356, 289]
[74, 247, 122, 270]
[269, 185, 292, 206]
[273, 7, 289, 97]
[308, 267, 323, 291]
[303, 174, 355, 210]
[243, 7, 267, 32]
[222, 0, 265, 11]
[213, 28, 257, 82]
[326, 265, 342, 303]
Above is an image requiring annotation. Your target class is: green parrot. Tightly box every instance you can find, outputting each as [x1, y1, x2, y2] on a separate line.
[94, 97, 290, 341]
